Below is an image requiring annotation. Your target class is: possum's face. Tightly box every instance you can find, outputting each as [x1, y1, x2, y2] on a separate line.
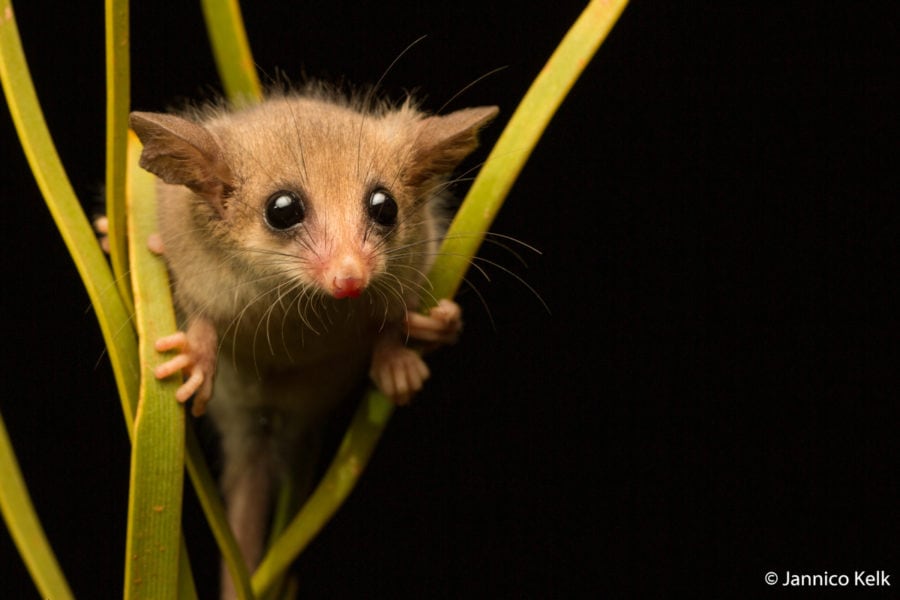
[248, 185, 414, 299]
[216, 98, 441, 301]
[131, 95, 497, 305]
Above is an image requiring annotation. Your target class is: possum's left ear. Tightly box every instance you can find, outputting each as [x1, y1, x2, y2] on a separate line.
[408, 106, 499, 186]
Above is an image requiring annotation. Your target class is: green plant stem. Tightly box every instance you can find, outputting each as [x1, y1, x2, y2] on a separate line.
[252, 393, 394, 596]
[0, 412, 74, 600]
[2, 2, 145, 596]
[0, 0, 140, 430]
[430, 0, 630, 300]
[184, 424, 254, 599]
[200, 0, 262, 104]
[104, 0, 133, 313]
[123, 131, 187, 599]
[177, 539, 200, 600]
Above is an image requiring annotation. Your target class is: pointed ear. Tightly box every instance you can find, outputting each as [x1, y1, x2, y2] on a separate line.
[130, 111, 234, 212]
[408, 106, 499, 186]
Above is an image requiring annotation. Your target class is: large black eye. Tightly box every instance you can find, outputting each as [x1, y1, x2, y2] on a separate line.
[367, 189, 398, 227]
[265, 190, 305, 230]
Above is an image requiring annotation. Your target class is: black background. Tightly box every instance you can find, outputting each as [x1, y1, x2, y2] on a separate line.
[1, 2, 897, 598]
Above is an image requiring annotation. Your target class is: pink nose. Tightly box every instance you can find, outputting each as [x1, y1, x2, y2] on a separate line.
[332, 277, 363, 299]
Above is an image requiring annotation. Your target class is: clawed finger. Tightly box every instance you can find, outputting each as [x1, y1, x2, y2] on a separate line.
[370, 343, 431, 405]
[431, 298, 461, 322]
[176, 371, 205, 403]
[147, 233, 165, 255]
[155, 331, 188, 352]
[155, 353, 194, 379]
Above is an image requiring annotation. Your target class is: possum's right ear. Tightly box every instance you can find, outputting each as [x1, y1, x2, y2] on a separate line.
[130, 112, 233, 214]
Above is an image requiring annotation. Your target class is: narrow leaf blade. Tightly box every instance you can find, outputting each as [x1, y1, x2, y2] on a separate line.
[123, 132, 186, 599]
[104, 0, 134, 314]
[200, 0, 262, 104]
[431, 0, 630, 300]
[0, 0, 139, 430]
[0, 412, 74, 600]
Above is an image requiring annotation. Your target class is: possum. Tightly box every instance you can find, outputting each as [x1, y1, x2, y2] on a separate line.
[127, 87, 497, 597]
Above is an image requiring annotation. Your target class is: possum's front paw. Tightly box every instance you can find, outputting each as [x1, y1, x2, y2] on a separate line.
[405, 298, 462, 347]
[93, 216, 111, 253]
[370, 339, 431, 406]
[370, 299, 462, 405]
[154, 317, 217, 416]
[93, 216, 166, 256]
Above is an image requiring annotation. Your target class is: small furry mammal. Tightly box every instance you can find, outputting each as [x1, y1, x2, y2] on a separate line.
[128, 86, 497, 596]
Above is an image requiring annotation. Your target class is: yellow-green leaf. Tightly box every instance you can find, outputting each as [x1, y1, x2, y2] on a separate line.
[0, 0, 139, 431]
[185, 424, 254, 599]
[104, 0, 134, 314]
[430, 0, 630, 301]
[200, 0, 262, 104]
[252, 392, 394, 596]
[0, 412, 74, 600]
[123, 132, 186, 599]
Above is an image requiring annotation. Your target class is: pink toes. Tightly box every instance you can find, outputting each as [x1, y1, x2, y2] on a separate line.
[153, 319, 217, 416]
[370, 342, 431, 406]
[406, 298, 462, 345]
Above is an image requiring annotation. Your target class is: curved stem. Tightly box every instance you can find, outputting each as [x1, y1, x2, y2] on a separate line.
[200, 0, 262, 104]
[0, 411, 74, 600]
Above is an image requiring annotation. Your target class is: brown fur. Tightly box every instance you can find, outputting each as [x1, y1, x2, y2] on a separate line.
[131, 89, 497, 598]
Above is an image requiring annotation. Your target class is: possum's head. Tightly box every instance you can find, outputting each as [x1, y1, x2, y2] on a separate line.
[130, 95, 497, 304]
